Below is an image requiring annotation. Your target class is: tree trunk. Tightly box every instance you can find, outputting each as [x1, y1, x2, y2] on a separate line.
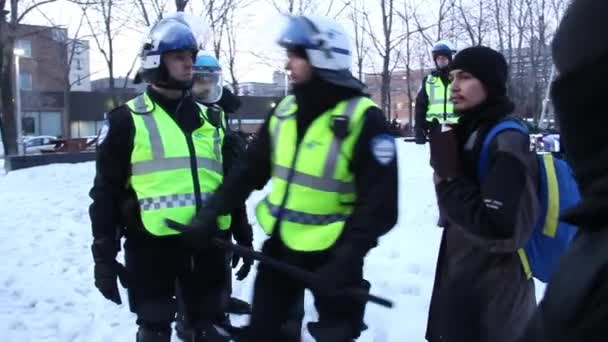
[0, 14, 17, 155]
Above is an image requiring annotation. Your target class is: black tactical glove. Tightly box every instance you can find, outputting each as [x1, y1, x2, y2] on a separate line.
[231, 244, 254, 281]
[166, 206, 220, 249]
[94, 260, 128, 305]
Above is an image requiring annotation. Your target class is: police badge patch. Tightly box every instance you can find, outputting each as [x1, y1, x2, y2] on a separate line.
[97, 121, 110, 145]
[370, 134, 396, 165]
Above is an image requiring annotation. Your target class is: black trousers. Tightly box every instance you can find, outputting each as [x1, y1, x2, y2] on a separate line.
[124, 235, 229, 333]
[247, 239, 367, 342]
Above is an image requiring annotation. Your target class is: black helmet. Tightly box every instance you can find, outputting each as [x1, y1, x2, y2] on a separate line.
[432, 41, 456, 61]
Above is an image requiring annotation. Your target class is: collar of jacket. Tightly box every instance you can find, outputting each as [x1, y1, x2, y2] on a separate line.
[291, 75, 364, 141]
[456, 96, 515, 144]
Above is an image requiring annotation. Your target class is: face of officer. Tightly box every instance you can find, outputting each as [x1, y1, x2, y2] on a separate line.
[286, 50, 313, 85]
[163, 50, 194, 82]
[192, 78, 213, 99]
[435, 55, 450, 69]
[449, 69, 487, 111]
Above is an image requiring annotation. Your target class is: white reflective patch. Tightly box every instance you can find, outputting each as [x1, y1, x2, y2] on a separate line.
[97, 122, 110, 145]
[371, 134, 396, 166]
[483, 199, 503, 210]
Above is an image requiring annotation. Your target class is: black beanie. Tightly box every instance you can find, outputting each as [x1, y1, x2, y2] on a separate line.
[449, 46, 509, 97]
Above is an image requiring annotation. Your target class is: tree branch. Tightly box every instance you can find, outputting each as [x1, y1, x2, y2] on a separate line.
[17, 0, 58, 23]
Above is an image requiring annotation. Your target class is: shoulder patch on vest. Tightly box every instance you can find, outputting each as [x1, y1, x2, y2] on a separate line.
[370, 134, 396, 165]
[97, 120, 110, 145]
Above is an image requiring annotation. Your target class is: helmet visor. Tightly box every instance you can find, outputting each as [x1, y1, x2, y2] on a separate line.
[192, 71, 223, 103]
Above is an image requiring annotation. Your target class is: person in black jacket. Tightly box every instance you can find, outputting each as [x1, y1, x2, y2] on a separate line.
[426, 46, 539, 342]
[414, 41, 457, 144]
[167, 15, 398, 342]
[89, 15, 250, 342]
[517, 1, 608, 341]
[172, 56, 253, 340]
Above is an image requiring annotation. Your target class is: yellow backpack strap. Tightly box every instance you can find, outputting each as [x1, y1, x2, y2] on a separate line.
[542, 153, 560, 237]
[517, 249, 533, 280]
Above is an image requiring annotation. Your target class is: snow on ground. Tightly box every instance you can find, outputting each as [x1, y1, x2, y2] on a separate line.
[0, 142, 543, 341]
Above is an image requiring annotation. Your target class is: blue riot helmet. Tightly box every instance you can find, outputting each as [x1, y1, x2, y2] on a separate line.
[432, 41, 456, 67]
[137, 13, 209, 90]
[193, 53, 223, 103]
[276, 15, 364, 90]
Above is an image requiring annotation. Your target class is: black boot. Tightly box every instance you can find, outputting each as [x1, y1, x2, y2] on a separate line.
[136, 327, 171, 342]
[307, 321, 355, 342]
[227, 297, 252, 315]
[175, 312, 188, 341]
[196, 324, 232, 342]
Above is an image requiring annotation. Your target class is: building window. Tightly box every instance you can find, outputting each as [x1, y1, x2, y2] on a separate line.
[76, 59, 82, 70]
[76, 75, 82, 85]
[22, 115, 37, 135]
[19, 71, 33, 90]
[52, 28, 67, 42]
[22, 112, 62, 137]
[15, 40, 32, 58]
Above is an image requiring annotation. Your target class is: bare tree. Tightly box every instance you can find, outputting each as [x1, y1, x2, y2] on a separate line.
[268, 0, 316, 14]
[366, 0, 429, 119]
[412, 0, 453, 47]
[199, 0, 236, 59]
[82, 0, 133, 104]
[0, 0, 59, 155]
[222, 0, 253, 94]
[455, 0, 491, 46]
[397, 0, 421, 135]
[349, 0, 368, 81]
[135, 0, 166, 26]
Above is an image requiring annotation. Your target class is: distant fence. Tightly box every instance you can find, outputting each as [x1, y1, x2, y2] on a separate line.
[5, 152, 96, 172]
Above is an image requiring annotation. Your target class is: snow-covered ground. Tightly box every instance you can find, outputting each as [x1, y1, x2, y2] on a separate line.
[0, 142, 543, 341]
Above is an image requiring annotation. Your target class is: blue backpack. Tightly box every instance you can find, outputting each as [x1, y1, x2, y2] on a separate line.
[478, 118, 580, 283]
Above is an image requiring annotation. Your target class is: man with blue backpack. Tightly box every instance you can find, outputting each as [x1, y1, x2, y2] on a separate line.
[518, 0, 608, 341]
[425, 46, 543, 342]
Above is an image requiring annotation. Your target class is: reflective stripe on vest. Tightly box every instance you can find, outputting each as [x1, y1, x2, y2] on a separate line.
[128, 93, 231, 236]
[425, 75, 458, 124]
[131, 96, 223, 175]
[256, 95, 373, 252]
[263, 198, 349, 225]
[139, 192, 211, 211]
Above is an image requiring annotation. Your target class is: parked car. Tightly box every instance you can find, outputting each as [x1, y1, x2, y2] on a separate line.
[23, 136, 58, 154]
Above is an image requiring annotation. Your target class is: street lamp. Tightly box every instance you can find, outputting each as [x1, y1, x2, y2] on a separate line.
[13, 48, 24, 155]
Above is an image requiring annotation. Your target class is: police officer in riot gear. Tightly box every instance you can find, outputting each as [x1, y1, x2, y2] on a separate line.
[89, 14, 249, 342]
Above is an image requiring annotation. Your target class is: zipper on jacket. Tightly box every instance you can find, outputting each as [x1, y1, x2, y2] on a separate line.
[443, 81, 448, 122]
[185, 135, 203, 212]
